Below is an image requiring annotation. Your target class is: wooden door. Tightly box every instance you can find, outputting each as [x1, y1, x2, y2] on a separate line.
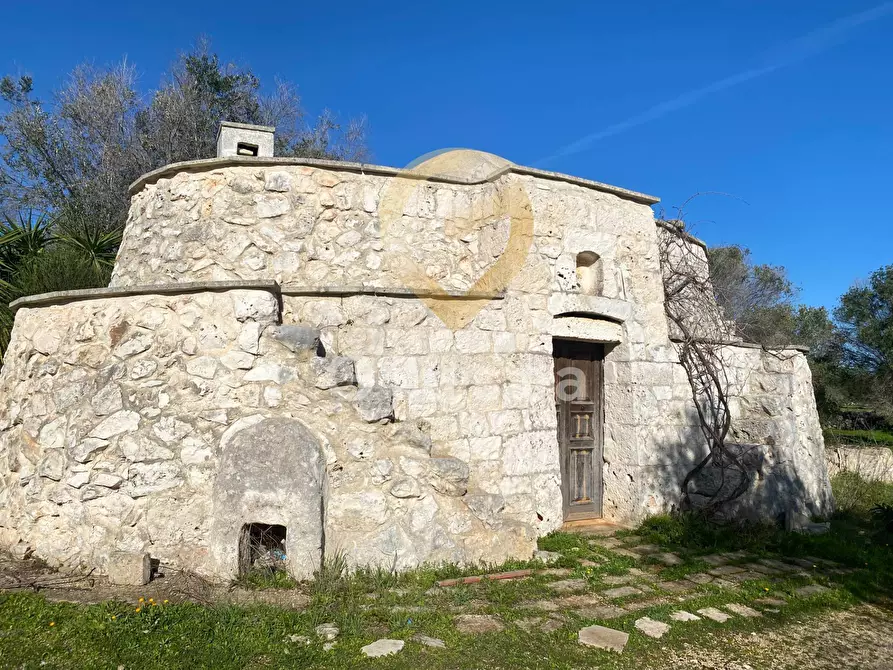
[553, 339, 604, 520]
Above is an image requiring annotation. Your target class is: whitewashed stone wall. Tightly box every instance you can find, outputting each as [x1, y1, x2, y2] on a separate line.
[0, 155, 833, 579]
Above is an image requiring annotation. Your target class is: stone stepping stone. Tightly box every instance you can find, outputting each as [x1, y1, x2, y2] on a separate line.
[635, 617, 671, 639]
[603, 574, 636, 585]
[628, 567, 660, 580]
[721, 551, 750, 561]
[539, 568, 574, 577]
[757, 558, 800, 573]
[708, 565, 745, 577]
[622, 598, 666, 612]
[579, 558, 601, 567]
[611, 548, 643, 559]
[697, 607, 732, 623]
[412, 634, 446, 648]
[548, 578, 588, 592]
[700, 554, 729, 566]
[454, 614, 505, 634]
[725, 571, 765, 583]
[602, 586, 642, 599]
[526, 600, 561, 611]
[576, 605, 626, 620]
[361, 639, 404, 658]
[743, 562, 781, 575]
[685, 572, 714, 585]
[515, 617, 562, 633]
[657, 580, 691, 594]
[724, 603, 762, 617]
[629, 544, 661, 555]
[590, 537, 623, 549]
[619, 535, 643, 545]
[794, 584, 830, 598]
[788, 558, 817, 569]
[557, 593, 605, 608]
[652, 552, 683, 566]
[578, 624, 629, 653]
[670, 610, 701, 622]
[805, 556, 841, 568]
[754, 597, 787, 607]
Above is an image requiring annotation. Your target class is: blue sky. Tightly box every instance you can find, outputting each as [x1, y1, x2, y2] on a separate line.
[2, 1, 891, 310]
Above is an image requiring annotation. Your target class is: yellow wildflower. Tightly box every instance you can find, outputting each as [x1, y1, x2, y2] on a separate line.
[49, 622, 55, 627]
[135, 607, 141, 613]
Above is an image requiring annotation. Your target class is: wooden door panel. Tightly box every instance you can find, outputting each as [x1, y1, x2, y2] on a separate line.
[553, 340, 604, 520]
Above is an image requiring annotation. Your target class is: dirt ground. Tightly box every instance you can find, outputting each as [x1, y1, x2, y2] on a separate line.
[651, 604, 893, 670]
[0, 553, 311, 609]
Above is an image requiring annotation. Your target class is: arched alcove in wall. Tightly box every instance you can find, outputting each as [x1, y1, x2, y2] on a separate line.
[576, 251, 603, 296]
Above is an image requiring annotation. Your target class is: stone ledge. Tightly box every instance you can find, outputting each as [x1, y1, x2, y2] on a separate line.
[548, 294, 632, 323]
[10, 280, 280, 313]
[10, 281, 505, 312]
[127, 156, 660, 206]
[668, 337, 810, 354]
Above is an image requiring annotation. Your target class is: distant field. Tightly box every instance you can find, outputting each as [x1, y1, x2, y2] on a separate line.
[825, 428, 893, 448]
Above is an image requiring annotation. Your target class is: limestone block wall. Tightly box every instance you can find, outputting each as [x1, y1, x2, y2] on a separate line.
[826, 447, 893, 483]
[0, 289, 538, 577]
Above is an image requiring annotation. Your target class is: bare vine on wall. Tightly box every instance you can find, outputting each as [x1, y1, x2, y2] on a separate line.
[657, 216, 756, 514]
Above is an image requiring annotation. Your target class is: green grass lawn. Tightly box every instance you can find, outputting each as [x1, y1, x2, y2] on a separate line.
[2, 473, 893, 669]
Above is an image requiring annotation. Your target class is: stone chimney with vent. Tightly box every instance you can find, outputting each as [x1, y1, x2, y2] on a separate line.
[216, 122, 275, 158]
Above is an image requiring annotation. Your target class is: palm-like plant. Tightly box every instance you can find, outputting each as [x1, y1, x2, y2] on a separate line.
[0, 210, 120, 363]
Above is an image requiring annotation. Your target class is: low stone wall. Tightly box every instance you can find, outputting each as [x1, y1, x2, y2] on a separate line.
[825, 447, 893, 483]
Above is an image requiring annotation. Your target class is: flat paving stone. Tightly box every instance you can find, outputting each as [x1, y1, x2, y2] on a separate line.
[579, 559, 601, 567]
[619, 535, 643, 545]
[685, 572, 714, 585]
[578, 624, 629, 653]
[805, 556, 841, 568]
[602, 586, 643, 599]
[708, 565, 745, 577]
[670, 610, 701, 622]
[539, 568, 574, 577]
[577, 605, 626, 620]
[629, 544, 662, 554]
[628, 567, 661, 580]
[754, 597, 787, 607]
[623, 598, 667, 612]
[652, 552, 683, 566]
[700, 554, 730, 566]
[412, 634, 446, 648]
[590, 537, 623, 549]
[757, 558, 800, 573]
[712, 578, 738, 589]
[635, 617, 671, 639]
[361, 639, 404, 658]
[525, 600, 561, 611]
[454, 614, 505, 634]
[794, 584, 830, 598]
[725, 603, 762, 617]
[515, 617, 562, 633]
[697, 607, 732, 622]
[744, 562, 781, 575]
[603, 574, 637, 585]
[722, 551, 751, 561]
[611, 548, 643, 559]
[557, 593, 605, 608]
[726, 571, 766, 583]
[789, 558, 817, 569]
[657, 580, 691, 594]
[548, 578, 588, 592]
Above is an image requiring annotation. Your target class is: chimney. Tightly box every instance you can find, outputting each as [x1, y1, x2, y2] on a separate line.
[216, 122, 275, 158]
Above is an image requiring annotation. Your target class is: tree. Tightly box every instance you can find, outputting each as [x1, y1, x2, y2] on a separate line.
[835, 264, 893, 418]
[707, 245, 799, 346]
[0, 42, 368, 235]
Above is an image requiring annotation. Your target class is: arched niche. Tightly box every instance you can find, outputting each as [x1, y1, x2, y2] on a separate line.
[576, 251, 603, 296]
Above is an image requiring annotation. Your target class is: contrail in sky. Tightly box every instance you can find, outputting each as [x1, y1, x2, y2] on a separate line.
[537, 3, 893, 165]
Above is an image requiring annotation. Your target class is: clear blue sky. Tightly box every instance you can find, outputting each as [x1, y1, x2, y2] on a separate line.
[2, 1, 891, 310]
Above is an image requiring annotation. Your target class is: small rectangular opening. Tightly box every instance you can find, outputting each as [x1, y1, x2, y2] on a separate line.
[236, 142, 259, 157]
[238, 523, 287, 576]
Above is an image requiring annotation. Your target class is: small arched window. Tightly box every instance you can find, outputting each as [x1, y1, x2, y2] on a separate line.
[576, 251, 603, 296]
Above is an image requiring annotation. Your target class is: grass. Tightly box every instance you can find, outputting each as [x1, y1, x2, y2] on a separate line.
[3, 474, 893, 668]
[824, 428, 893, 448]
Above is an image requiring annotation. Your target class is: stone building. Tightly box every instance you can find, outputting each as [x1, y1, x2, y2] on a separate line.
[0, 124, 833, 580]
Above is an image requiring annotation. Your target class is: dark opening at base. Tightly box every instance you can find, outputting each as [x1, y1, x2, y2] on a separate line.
[238, 523, 287, 576]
